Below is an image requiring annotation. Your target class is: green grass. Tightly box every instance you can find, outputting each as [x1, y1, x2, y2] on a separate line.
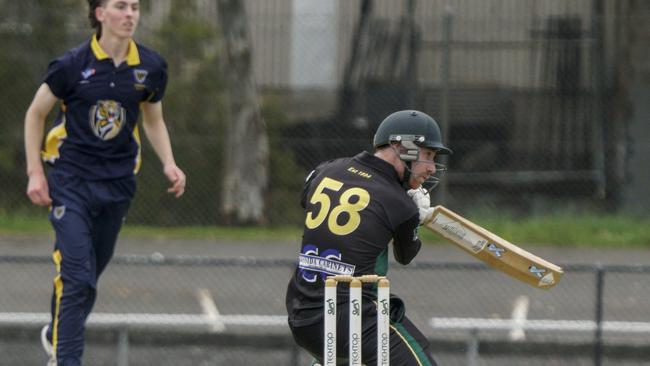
[122, 225, 302, 241]
[419, 214, 650, 248]
[0, 215, 52, 234]
[1, 214, 649, 247]
[0, 215, 302, 241]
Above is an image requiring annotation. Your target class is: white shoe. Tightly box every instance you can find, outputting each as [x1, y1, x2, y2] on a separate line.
[40, 325, 56, 366]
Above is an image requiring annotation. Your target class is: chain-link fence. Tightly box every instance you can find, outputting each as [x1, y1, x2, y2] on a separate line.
[1, 0, 648, 226]
[2, 2, 649, 365]
[1, 254, 649, 365]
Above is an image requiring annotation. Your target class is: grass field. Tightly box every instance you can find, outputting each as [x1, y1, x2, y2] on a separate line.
[1, 214, 649, 248]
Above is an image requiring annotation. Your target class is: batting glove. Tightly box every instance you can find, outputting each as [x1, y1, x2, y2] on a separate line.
[407, 187, 434, 225]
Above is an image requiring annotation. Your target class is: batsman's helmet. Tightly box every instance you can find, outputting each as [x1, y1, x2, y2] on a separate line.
[373, 110, 452, 155]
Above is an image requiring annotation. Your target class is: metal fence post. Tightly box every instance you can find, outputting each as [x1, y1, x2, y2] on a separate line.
[466, 328, 479, 366]
[290, 344, 300, 366]
[594, 265, 605, 366]
[437, 5, 453, 206]
[117, 328, 129, 366]
[590, 0, 607, 199]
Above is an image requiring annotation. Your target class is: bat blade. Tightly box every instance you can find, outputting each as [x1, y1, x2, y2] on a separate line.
[425, 205, 563, 289]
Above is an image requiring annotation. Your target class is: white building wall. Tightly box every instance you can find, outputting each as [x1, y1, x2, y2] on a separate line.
[289, 0, 339, 88]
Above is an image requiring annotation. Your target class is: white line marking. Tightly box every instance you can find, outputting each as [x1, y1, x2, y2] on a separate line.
[0, 312, 287, 327]
[5, 312, 650, 334]
[509, 295, 529, 341]
[430, 317, 650, 333]
[196, 288, 226, 332]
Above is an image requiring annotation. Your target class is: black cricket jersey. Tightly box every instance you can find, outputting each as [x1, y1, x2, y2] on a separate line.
[41, 35, 168, 180]
[286, 151, 422, 322]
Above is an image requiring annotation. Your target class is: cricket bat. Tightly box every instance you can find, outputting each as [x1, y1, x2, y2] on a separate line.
[425, 205, 563, 289]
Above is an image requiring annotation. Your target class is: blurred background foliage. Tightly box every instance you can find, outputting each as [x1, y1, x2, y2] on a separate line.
[1, 0, 649, 236]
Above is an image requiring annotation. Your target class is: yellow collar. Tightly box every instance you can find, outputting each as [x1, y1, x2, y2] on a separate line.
[90, 34, 140, 66]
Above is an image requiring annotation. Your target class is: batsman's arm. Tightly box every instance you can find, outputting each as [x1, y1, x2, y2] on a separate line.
[392, 213, 422, 264]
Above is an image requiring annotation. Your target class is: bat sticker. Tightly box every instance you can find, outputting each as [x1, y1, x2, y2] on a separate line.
[530, 265, 555, 287]
[430, 213, 487, 253]
[528, 265, 547, 278]
[539, 273, 556, 287]
[487, 243, 505, 258]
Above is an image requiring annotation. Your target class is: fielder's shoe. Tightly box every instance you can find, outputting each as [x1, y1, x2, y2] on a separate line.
[40, 325, 56, 366]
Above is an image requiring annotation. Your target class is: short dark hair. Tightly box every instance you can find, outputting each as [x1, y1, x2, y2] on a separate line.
[87, 0, 106, 36]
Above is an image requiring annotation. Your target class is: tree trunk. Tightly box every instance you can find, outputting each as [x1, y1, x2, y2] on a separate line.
[611, 0, 648, 212]
[337, 0, 374, 121]
[216, 0, 269, 224]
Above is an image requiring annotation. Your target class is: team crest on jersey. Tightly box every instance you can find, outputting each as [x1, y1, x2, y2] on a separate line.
[133, 69, 148, 83]
[89, 100, 126, 140]
[53, 205, 66, 220]
[133, 69, 148, 90]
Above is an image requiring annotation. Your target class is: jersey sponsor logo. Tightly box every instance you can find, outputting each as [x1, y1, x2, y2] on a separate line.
[80, 68, 96, 83]
[298, 244, 355, 282]
[89, 100, 126, 140]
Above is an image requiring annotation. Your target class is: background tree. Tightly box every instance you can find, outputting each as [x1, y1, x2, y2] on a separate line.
[129, 0, 227, 225]
[0, 0, 79, 215]
[216, 0, 269, 225]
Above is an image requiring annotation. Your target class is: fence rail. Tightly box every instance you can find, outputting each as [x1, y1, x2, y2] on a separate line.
[3, 255, 649, 366]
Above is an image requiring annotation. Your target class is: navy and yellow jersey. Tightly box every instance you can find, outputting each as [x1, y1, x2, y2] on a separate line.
[41, 35, 168, 180]
[287, 151, 422, 312]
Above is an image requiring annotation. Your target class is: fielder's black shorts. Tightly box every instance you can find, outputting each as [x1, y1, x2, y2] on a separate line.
[288, 295, 437, 366]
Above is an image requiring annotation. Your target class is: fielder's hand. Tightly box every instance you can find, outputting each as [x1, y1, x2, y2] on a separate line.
[26, 171, 52, 206]
[407, 186, 434, 225]
[164, 163, 186, 198]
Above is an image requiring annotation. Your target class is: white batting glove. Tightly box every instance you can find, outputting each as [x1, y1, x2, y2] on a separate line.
[407, 187, 435, 225]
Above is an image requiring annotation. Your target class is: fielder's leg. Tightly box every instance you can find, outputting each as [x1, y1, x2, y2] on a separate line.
[49, 209, 94, 366]
[84, 199, 130, 318]
[46, 170, 94, 366]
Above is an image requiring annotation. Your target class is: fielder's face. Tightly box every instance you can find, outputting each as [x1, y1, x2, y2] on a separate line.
[408, 148, 437, 189]
[96, 0, 140, 39]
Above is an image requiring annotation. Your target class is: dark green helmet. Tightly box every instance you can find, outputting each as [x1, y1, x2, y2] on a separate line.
[373, 110, 452, 155]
